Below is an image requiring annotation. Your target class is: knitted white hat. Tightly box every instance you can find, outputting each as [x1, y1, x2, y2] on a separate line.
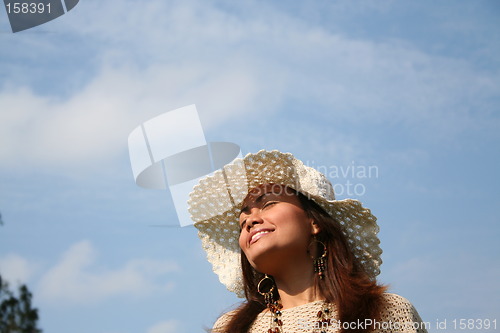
[188, 150, 381, 298]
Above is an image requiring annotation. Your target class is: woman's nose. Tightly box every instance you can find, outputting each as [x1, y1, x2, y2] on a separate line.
[245, 210, 263, 230]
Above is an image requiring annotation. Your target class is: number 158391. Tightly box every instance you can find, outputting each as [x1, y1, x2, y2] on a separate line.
[6, 2, 51, 14]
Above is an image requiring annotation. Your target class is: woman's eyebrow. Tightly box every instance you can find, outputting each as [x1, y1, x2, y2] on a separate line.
[240, 192, 272, 214]
[240, 205, 249, 215]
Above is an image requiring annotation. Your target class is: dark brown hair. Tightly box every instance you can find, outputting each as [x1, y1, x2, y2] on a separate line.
[218, 191, 387, 333]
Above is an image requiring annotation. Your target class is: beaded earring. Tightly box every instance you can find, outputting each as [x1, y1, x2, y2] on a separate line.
[258, 274, 283, 333]
[309, 237, 328, 279]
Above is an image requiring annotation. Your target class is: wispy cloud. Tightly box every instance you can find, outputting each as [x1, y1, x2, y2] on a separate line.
[147, 320, 183, 333]
[0, 63, 262, 168]
[0, 253, 35, 284]
[37, 240, 179, 304]
[1, 0, 497, 171]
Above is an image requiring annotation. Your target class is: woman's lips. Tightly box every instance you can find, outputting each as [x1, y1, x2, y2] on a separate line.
[249, 229, 273, 245]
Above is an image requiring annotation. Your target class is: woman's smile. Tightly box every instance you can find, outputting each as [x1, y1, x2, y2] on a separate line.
[248, 228, 274, 245]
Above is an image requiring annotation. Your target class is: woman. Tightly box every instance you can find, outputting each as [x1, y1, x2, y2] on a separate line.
[188, 150, 427, 333]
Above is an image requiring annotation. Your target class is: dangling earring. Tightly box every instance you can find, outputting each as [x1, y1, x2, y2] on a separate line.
[309, 236, 327, 279]
[257, 274, 283, 333]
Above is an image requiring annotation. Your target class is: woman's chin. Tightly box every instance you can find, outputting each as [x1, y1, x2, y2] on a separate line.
[247, 247, 286, 274]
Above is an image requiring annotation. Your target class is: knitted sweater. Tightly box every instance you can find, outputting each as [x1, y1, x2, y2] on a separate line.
[212, 293, 428, 333]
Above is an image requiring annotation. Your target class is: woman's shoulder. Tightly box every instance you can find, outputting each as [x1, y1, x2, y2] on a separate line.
[377, 293, 428, 333]
[380, 293, 414, 307]
[211, 309, 237, 333]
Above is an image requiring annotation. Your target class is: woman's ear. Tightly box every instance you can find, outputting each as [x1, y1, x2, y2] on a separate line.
[310, 219, 321, 235]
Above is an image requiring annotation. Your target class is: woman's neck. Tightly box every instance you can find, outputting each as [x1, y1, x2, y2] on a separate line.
[272, 258, 324, 309]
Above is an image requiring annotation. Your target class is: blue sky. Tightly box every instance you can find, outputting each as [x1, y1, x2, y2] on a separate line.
[0, 1, 499, 332]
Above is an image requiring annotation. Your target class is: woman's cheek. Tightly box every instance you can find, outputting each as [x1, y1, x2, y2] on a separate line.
[238, 232, 246, 249]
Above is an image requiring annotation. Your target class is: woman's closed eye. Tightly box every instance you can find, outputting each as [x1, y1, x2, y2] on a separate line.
[262, 201, 278, 209]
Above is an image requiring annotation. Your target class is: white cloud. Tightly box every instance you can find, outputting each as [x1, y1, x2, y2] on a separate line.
[1, 0, 498, 170]
[0, 253, 34, 284]
[0, 62, 265, 168]
[37, 240, 178, 304]
[147, 320, 182, 333]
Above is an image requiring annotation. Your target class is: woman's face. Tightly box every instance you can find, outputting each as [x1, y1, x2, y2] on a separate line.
[238, 184, 319, 272]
